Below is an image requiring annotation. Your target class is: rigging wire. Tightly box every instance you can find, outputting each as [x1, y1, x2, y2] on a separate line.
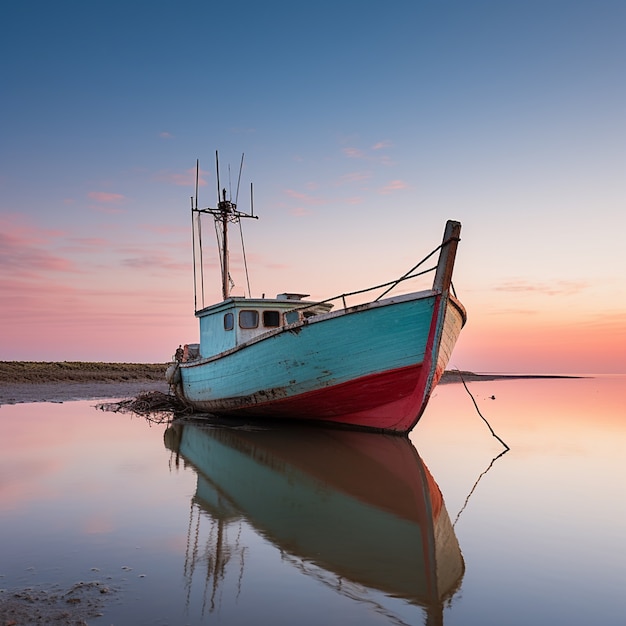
[214, 219, 224, 284]
[197, 210, 205, 309]
[238, 219, 252, 298]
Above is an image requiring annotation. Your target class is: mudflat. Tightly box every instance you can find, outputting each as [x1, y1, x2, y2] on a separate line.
[0, 361, 169, 406]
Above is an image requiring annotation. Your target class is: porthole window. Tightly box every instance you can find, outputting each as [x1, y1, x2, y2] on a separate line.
[263, 310, 281, 327]
[239, 310, 259, 329]
[224, 312, 234, 330]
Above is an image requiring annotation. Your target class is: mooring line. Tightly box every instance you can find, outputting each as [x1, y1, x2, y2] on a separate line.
[456, 369, 510, 451]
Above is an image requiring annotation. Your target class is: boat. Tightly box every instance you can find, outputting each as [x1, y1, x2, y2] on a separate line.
[164, 421, 465, 620]
[167, 155, 467, 434]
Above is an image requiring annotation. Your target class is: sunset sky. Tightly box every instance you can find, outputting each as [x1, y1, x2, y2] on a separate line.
[2, 1, 625, 374]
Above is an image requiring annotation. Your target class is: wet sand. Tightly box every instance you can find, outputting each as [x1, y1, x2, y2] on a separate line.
[0, 580, 116, 625]
[0, 361, 169, 406]
[0, 380, 170, 406]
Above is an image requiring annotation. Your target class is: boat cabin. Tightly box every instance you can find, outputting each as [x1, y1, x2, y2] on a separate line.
[194, 293, 333, 360]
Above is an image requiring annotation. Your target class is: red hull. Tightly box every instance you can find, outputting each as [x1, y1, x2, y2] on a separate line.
[207, 362, 443, 433]
[205, 293, 452, 433]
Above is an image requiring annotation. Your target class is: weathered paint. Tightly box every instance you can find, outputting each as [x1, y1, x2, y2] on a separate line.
[178, 289, 466, 433]
[165, 422, 464, 606]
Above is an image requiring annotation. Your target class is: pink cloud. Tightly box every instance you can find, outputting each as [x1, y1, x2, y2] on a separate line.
[121, 251, 189, 272]
[342, 143, 393, 164]
[371, 140, 392, 150]
[337, 171, 371, 185]
[0, 214, 200, 361]
[0, 214, 65, 243]
[283, 189, 325, 205]
[159, 131, 174, 139]
[379, 180, 409, 194]
[65, 237, 109, 248]
[0, 220, 79, 276]
[140, 224, 189, 235]
[343, 147, 364, 158]
[88, 191, 125, 203]
[153, 167, 209, 188]
[284, 189, 309, 201]
[494, 279, 588, 296]
[289, 207, 312, 217]
[345, 196, 363, 205]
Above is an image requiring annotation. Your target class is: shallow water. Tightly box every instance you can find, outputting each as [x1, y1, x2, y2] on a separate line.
[1, 376, 624, 625]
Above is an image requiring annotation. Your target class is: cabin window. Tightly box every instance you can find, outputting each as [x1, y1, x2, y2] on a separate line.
[224, 312, 234, 331]
[263, 310, 281, 327]
[285, 311, 300, 324]
[239, 310, 259, 329]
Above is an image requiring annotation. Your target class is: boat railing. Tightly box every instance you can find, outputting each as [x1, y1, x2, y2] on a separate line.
[286, 264, 439, 318]
[285, 234, 458, 317]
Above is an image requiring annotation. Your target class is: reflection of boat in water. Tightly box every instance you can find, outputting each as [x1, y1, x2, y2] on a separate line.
[164, 421, 464, 623]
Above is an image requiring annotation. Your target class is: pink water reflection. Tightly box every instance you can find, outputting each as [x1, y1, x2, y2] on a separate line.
[0, 400, 183, 524]
[1, 377, 624, 626]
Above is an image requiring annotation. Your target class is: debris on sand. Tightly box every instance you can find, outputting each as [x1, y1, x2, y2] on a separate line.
[0, 580, 115, 625]
[96, 390, 190, 423]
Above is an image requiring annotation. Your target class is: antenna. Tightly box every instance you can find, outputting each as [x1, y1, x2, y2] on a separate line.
[195, 159, 205, 308]
[191, 195, 197, 312]
[194, 159, 199, 210]
[235, 153, 244, 206]
[215, 150, 221, 204]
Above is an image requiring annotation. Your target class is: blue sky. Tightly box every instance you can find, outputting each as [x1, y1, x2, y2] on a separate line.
[2, 1, 625, 372]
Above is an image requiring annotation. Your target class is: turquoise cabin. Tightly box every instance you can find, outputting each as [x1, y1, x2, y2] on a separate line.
[195, 293, 333, 360]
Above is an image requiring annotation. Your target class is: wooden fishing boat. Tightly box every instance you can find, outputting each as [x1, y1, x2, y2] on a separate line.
[164, 422, 465, 618]
[167, 155, 467, 434]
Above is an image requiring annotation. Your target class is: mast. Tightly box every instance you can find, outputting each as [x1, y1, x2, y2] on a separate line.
[191, 153, 258, 307]
[219, 187, 231, 300]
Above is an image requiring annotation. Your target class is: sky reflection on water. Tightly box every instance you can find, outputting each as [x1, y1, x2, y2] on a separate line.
[1, 376, 625, 625]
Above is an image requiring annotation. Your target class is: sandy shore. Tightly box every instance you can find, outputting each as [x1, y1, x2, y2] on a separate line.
[0, 380, 170, 406]
[0, 361, 170, 406]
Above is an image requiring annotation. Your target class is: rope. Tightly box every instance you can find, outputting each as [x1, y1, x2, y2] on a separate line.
[374, 241, 443, 301]
[456, 369, 510, 451]
[450, 368, 510, 525]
